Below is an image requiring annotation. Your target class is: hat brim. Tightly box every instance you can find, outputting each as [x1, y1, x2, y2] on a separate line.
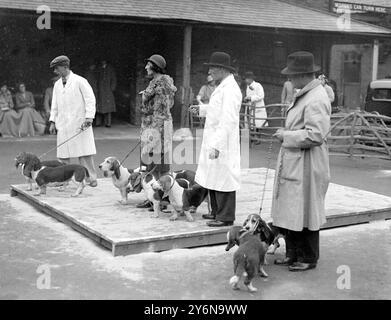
[50, 62, 69, 69]
[204, 63, 236, 73]
[281, 65, 321, 75]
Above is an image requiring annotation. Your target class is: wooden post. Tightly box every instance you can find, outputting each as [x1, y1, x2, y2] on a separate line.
[372, 39, 379, 81]
[181, 25, 192, 128]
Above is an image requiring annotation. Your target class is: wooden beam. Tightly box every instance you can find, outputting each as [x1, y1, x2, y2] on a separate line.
[181, 25, 192, 128]
[372, 39, 379, 81]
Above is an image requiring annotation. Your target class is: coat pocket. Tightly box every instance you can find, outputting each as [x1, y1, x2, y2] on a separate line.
[280, 148, 302, 182]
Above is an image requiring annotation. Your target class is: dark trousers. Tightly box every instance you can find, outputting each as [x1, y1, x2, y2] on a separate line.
[209, 189, 236, 222]
[140, 151, 170, 176]
[95, 112, 111, 126]
[283, 228, 319, 264]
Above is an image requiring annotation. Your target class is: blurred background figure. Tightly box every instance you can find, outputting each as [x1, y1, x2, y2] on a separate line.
[96, 59, 117, 127]
[281, 77, 294, 105]
[318, 73, 335, 103]
[43, 76, 60, 123]
[243, 71, 267, 127]
[0, 83, 18, 137]
[15, 82, 46, 136]
[196, 75, 216, 104]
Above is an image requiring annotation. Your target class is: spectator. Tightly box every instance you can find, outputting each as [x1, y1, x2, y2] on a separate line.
[281, 78, 294, 105]
[196, 75, 216, 104]
[15, 83, 46, 136]
[43, 76, 60, 120]
[244, 71, 266, 127]
[0, 83, 19, 137]
[97, 59, 117, 127]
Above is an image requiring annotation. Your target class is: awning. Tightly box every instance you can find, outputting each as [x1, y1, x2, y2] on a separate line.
[1, 0, 390, 35]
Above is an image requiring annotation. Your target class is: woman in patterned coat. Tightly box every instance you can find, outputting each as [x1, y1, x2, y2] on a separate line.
[137, 54, 177, 209]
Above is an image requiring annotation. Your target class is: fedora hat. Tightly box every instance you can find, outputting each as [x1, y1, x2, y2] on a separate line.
[281, 51, 320, 75]
[204, 52, 236, 73]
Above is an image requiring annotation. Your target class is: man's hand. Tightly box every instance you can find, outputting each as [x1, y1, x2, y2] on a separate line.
[209, 148, 220, 160]
[49, 122, 56, 135]
[273, 128, 285, 142]
[81, 118, 93, 130]
[189, 105, 200, 115]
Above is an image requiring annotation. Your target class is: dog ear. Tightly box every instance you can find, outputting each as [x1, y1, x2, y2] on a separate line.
[112, 160, 121, 179]
[258, 219, 274, 244]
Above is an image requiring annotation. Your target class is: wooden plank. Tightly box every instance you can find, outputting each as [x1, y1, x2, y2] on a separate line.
[10, 186, 114, 252]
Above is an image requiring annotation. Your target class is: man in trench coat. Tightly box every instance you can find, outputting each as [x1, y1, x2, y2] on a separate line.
[271, 51, 331, 271]
[49, 55, 98, 186]
[190, 52, 242, 227]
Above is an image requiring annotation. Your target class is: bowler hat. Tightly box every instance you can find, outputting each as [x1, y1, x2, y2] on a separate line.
[204, 52, 236, 73]
[50, 55, 70, 68]
[281, 51, 320, 75]
[145, 54, 167, 70]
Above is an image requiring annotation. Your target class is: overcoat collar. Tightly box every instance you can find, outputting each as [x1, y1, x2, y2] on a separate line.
[210, 74, 234, 99]
[287, 78, 322, 113]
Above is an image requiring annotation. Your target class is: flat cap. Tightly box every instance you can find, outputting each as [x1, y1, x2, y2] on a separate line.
[50, 55, 70, 68]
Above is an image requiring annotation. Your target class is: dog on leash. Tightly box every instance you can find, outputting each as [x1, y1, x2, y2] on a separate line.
[242, 213, 284, 254]
[152, 173, 209, 222]
[99, 156, 134, 204]
[22, 153, 90, 197]
[15, 152, 65, 191]
[229, 230, 269, 293]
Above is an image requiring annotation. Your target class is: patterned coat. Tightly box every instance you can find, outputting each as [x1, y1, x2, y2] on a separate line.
[140, 75, 177, 157]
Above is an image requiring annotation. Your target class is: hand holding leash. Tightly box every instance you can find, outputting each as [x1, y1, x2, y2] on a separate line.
[49, 122, 56, 135]
[81, 118, 93, 131]
[273, 128, 285, 142]
[188, 105, 200, 115]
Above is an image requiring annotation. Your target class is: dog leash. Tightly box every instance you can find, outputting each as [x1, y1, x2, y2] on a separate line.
[119, 140, 141, 165]
[38, 125, 88, 159]
[259, 135, 274, 215]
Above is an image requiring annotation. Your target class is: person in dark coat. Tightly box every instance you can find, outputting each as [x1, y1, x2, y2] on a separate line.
[97, 59, 117, 127]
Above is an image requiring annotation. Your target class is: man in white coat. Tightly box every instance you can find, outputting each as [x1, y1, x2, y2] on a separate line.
[190, 52, 242, 227]
[244, 71, 267, 128]
[49, 55, 98, 186]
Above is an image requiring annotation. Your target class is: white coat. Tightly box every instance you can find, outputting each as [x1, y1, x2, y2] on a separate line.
[246, 81, 267, 127]
[195, 74, 242, 192]
[50, 71, 97, 159]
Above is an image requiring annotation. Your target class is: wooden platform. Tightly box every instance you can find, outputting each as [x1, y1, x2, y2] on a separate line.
[10, 168, 391, 256]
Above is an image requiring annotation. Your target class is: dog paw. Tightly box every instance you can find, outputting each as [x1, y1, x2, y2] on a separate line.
[26, 188, 32, 191]
[33, 193, 41, 197]
[169, 215, 178, 221]
[118, 200, 128, 205]
[71, 194, 80, 197]
[229, 276, 240, 290]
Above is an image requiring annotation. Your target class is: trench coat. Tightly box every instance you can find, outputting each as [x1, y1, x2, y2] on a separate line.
[246, 81, 267, 127]
[271, 79, 331, 231]
[195, 74, 242, 192]
[97, 64, 117, 114]
[49, 71, 96, 158]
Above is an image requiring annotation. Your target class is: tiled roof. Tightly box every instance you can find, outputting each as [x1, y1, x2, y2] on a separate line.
[0, 0, 390, 35]
[336, 0, 391, 8]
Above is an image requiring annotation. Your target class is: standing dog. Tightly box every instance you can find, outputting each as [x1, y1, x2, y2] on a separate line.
[23, 153, 90, 197]
[15, 152, 65, 191]
[99, 156, 133, 204]
[242, 213, 285, 254]
[152, 174, 209, 222]
[229, 230, 269, 293]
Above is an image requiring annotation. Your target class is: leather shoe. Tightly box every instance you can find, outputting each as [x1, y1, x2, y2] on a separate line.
[207, 220, 233, 227]
[274, 257, 295, 266]
[202, 214, 216, 220]
[288, 262, 317, 272]
[136, 200, 152, 208]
